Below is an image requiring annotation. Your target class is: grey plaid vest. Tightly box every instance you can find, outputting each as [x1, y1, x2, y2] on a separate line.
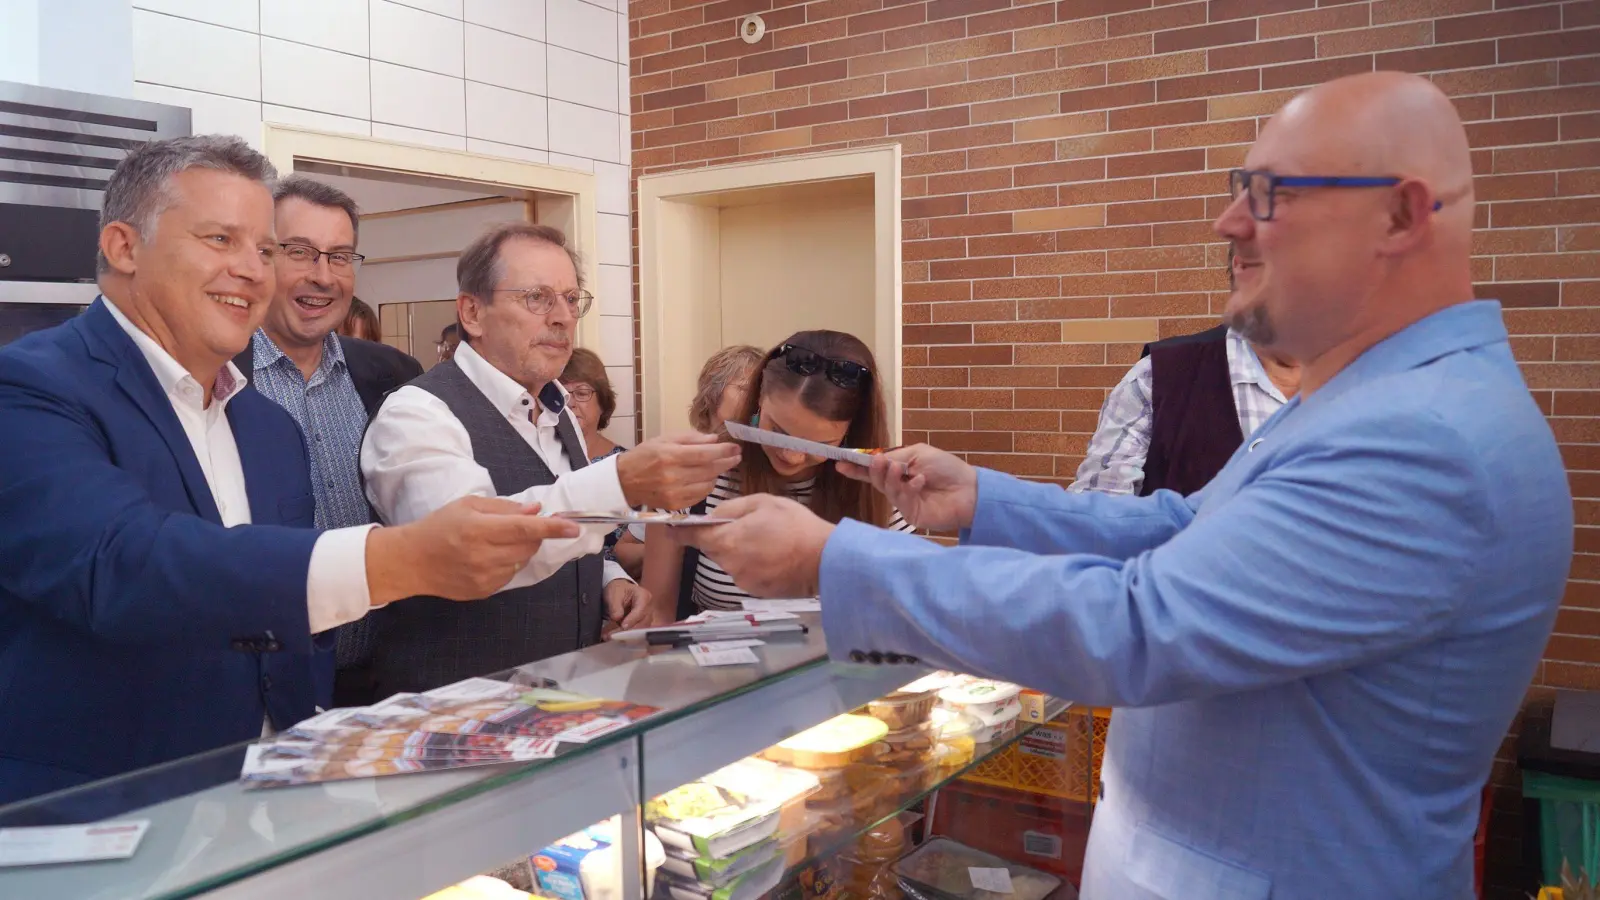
[369, 359, 604, 696]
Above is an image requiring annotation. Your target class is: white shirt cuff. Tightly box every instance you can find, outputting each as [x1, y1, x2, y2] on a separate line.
[603, 559, 633, 585]
[307, 524, 379, 634]
[569, 452, 630, 512]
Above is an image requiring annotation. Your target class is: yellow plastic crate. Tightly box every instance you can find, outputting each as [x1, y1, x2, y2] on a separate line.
[961, 706, 1110, 803]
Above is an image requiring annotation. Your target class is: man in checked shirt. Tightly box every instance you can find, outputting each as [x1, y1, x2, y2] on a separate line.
[1069, 246, 1302, 496]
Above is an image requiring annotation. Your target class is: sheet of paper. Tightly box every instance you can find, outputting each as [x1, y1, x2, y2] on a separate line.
[687, 610, 798, 623]
[968, 867, 1014, 894]
[0, 821, 151, 867]
[553, 511, 734, 526]
[690, 644, 761, 667]
[419, 677, 523, 702]
[724, 421, 882, 467]
[549, 716, 631, 744]
[741, 598, 821, 613]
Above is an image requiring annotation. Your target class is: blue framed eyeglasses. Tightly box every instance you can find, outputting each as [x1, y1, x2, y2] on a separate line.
[1228, 168, 1443, 222]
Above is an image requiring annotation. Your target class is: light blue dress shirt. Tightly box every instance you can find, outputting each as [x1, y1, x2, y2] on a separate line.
[818, 301, 1573, 900]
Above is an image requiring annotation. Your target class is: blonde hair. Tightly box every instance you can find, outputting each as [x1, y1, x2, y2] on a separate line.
[688, 344, 763, 433]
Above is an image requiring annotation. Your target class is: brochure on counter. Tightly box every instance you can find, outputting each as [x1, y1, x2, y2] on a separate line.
[241, 678, 661, 789]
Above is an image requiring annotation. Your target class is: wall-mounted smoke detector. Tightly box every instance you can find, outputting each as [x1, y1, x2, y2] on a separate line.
[738, 14, 765, 44]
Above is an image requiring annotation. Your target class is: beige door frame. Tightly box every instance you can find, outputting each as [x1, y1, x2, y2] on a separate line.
[261, 124, 603, 353]
[636, 145, 903, 441]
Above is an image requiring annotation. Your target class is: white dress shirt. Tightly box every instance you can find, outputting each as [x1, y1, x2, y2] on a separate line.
[103, 300, 375, 635]
[361, 340, 632, 590]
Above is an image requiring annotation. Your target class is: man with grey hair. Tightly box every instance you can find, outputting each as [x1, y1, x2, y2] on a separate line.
[231, 174, 423, 708]
[0, 134, 579, 804]
[361, 221, 741, 694]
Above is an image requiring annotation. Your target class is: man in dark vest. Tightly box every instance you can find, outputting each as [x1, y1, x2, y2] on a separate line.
[359, 222, 740, 694]
[1069, 248, 1301, 496]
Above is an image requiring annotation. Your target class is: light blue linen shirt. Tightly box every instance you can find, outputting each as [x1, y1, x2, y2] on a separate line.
[818, 301, 1573, 900]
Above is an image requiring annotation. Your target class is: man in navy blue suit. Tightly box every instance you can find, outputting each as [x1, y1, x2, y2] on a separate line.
[0, 135, 580, 806]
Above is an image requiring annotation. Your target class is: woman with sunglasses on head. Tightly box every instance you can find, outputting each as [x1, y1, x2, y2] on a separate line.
[642, 330, 915, 612]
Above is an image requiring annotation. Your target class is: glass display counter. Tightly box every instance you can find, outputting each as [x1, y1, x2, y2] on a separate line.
[0, 615, 1080, 900]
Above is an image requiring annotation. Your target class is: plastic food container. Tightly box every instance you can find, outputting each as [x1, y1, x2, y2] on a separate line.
[806, 767, 895, 821]
[970, 703, 1022, 744]
[876, 721, 937, 770]
[892, 836, 1062, 900]
[932, 737, 974, 771]
[762, 714, 889, 770]
[865, 689, 938, 731]
[938, 679, 1022, 720]
[853, 813, 908, 862]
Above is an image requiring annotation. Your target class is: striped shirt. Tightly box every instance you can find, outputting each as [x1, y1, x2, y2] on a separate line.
[691, 472, 916, 611]
[1068, 328, 1289, 495]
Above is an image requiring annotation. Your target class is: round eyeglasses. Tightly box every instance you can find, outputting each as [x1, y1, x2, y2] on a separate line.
[491, 287, 594, 318]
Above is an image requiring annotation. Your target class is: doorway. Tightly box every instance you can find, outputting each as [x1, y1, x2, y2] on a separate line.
[636, 146, 902, 441]
[261, 125, 634, 446]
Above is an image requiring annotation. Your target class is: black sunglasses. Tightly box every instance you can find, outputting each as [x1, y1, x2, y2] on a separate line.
[771, 343, 871, 390]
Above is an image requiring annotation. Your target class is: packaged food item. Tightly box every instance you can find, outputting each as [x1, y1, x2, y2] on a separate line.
[648, 782, 781, 859]
[653, 853, 784, 900]
[805, 768, 894, 822]
[931, 737, 974, 772]
[808, 764, 851, 803]
[968, 703, 1021, 744]
[700, 757, 821, 836]
[891, 836, 1061, 900]
[658, 836, 781, 886]
[937, 679, 1021, 721]
[769, 859, 837, 900]
[864, 689, 937, 731]
[837, 855, 903, 900]
[852, 815, 906, 862]
[762, 715, 888, 770]
[530, 819, 666, 900]
[875, 721, 937, 770]
[1017, 690, 1049, 724]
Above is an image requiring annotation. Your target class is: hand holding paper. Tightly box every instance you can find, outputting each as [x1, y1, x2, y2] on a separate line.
[836, 444, 978, 533]
[673, 494, 833, 599]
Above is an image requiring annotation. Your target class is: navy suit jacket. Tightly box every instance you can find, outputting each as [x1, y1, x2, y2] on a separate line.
[0, 299, 326, 807]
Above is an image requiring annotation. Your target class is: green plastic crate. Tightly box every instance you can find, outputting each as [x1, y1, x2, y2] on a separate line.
[1525, 770, 1600, 887]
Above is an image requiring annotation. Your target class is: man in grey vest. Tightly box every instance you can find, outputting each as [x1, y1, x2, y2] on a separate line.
[360, 222, 739, 694]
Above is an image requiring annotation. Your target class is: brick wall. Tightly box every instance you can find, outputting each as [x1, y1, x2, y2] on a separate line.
[628, 0, 1597, 892]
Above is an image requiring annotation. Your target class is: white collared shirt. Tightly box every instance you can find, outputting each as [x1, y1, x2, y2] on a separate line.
[1069, 328, 1290, 495]
[360, 339, 632, 589]
[102, 299, 375, 634]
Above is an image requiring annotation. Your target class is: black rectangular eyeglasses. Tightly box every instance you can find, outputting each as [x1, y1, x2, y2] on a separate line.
[1228, 168, 1443, 222]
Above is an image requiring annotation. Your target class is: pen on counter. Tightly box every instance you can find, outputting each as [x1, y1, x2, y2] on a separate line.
[642, 623, 809, 646]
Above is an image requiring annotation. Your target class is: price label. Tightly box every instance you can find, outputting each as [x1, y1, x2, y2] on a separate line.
[968, 867, 1014, 894]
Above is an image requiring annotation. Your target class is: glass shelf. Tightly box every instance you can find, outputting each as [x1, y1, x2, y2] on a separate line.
[0, 615, 943, 900]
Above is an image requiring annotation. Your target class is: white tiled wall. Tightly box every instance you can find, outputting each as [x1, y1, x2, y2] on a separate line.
[128, 0, 637, 430]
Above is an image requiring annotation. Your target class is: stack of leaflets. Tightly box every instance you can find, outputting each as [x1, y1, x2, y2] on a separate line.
[241, 678, 660, 788]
